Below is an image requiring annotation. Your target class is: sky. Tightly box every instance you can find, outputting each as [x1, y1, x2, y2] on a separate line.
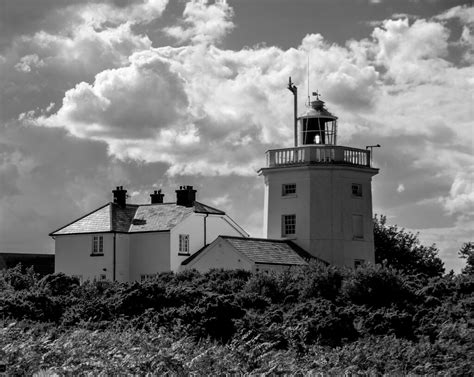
[0, 0, 472, 272]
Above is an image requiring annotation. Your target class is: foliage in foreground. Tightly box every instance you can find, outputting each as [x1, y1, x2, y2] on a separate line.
[1, 321, 471, 375]
[0, 262, 473, 375]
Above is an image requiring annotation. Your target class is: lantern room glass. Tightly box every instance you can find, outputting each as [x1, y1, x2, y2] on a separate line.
[299, 117, 337, 146]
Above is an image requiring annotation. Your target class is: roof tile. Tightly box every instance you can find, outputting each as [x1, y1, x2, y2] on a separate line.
[51, 201, 223, 235]
[225, 237, 309, 265]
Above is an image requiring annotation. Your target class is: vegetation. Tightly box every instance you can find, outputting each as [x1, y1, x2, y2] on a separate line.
[0, 218, 472, 374]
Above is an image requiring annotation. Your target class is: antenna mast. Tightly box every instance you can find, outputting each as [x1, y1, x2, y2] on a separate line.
[287, 77, 298, 147]
[307, 55, 310, 106]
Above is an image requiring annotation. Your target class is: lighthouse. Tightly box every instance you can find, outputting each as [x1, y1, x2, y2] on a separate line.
[259, 79, 379, 267]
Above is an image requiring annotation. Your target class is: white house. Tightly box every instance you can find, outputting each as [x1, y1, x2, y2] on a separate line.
[50, 186, 250, 282]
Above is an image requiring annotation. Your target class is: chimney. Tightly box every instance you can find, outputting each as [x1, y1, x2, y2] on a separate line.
[112, 186, 127, 207]
[150, 189, 164, 204]
[175, 185, 197, 207]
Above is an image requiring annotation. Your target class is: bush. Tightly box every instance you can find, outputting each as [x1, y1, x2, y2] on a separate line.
[39, 273, 79, 296]
[343, 265, 414, 308]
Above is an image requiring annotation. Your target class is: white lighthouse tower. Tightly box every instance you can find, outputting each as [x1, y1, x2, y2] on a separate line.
[259, 79, 379, 267]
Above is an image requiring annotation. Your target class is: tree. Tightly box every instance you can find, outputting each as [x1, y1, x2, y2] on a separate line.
[373, 215, 444, 278]
[458, 242, 474, 275]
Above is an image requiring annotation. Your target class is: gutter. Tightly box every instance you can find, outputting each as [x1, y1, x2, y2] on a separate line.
[113, 232, 116, 281]
[203, 214, 209, 246]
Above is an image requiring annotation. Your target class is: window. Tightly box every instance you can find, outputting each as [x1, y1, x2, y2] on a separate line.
[352, 214, 364, 239]
[179, 234, 190, 254]
[352, 183, 362, 197]
[282, 214, 296, 236]
[354, 259, 365, 269]
[282, 183, 296, 196]
[92, 235, 104, 255]
[141, 274, 156, 282]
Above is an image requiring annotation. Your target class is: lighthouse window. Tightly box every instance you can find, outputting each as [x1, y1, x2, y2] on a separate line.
[282, 215, 296, 236]
[282, 183, 296, 196]
[352, 184, 362, 197]
[352, 215, 364, 239]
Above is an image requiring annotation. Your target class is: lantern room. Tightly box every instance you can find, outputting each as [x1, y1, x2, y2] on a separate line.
[298, 93, 337, 146]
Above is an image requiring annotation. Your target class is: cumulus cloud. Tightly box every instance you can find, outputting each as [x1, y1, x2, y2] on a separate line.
[164, 0, 234, 45]
[39, 53, 188, 140]
[435, 5, 474, 24]
[371, 18, 450, 83]
[14, 54, 44, 72]
[33, 26, 382, 176]
[0, 0, 165, 123]
[441, 172, 474, 217]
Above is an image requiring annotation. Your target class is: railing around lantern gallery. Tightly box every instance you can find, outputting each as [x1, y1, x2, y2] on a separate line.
[266, 145, 371, 168]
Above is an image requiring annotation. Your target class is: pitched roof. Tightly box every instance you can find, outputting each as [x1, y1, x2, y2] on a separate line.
[50, 201, 225, 236]
[182, 236, 325, 266]
[128, 204, 194, 233]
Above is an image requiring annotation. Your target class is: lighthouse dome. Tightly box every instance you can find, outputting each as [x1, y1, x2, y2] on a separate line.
[297, 95, 338, 146]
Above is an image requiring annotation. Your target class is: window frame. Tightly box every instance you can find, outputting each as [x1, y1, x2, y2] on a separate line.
[282, 214, 296, 237]
[352, 214, 364, 240]
[140, 274, 156, 282]
[351, 183, 363, 197]
[354, 259, 365, 269]
[178, 234, 190, 255]
[91, 235, 104, 256]
[282, 183, 297, 197]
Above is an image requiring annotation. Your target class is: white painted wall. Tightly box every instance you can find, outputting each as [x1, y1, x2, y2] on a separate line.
[183, 237, 253, 272]
[171, 213, 248, 272]
[129, 232, 170, 281]
[115, 233, 130, 282]
[262, 164, 377, 268]
[54, 233, 114, 282]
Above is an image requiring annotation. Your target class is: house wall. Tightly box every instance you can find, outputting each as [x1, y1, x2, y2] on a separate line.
[170, 213, 248, 272]
[115, 233, 130, 282]
[54, 233, 114, 282]
[129, 232, 170, 282]
[262, 165, 377, 268]
[183, 237, 253, 273]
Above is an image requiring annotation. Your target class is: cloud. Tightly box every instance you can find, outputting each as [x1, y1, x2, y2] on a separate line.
[14, 54, 44, 72]
[164, 0, 234, 45]
[441, 172, 474, 217]
[0, 0, 169, 123]
[39, 52, 189, 140]
[371, 18, 450, 83]
[435, 5, 474, 24]
[33, 31, 383, 176]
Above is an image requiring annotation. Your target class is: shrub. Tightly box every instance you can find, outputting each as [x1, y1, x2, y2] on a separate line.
[39, 273, 79, 296]
[342, 265, 413, 308]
